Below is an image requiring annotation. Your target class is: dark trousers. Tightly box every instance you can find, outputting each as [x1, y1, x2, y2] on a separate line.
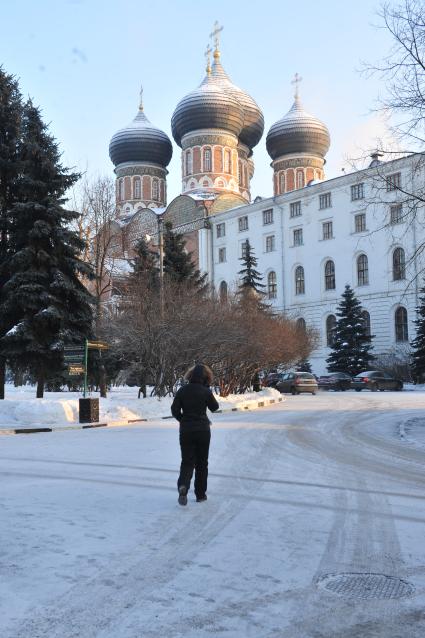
[178, 429, 211, 498]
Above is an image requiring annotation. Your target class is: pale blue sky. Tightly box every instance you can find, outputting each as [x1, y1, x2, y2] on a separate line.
[2, 0, 395, 200]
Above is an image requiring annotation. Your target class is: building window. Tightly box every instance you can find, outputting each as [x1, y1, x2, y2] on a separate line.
[357, 254, 369, 286]
[185, 150, 192, 175]
[386, 172, 401, 191]
[280, 173, 285, 193]
[241, 239, 249, 258]
[152, 178, 159, 201]
[322, 221, 333, 240]
[395, 306, 408, 342]
[265, 235, 275, 252]
[263, 208, 274, 225]
[296, 317, 306, 331]
[390, 204, 403, 224]
[293, 228, 303, 246]
[319, 192, 332, 209]
[203, 148, 212, 171]
[355, 213, 366, 233]
[361, 310, 371, 337]
[267, 271, 277, 299]
[224, 149, 231, 173]
[119, 179, 124, 201]
[134, 177, 141, 199]
[218, 247, 226, 263]
[297, 171, 304, 189]
[238, 216, 248, 232]
[219, 280, 228, 301]
[290, 201, 302, 217]
[326, 314, 337, 347]
[351, 183, 364, 201]
[324, 260, 335, 290]
[216, 222, 225, 238]
[393, 247, 406, 280]
[295, 266, 305, 295]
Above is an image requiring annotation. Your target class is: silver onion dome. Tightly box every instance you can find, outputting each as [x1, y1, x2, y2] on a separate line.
[171, 69, 244, 148]
[210, 54, 264, 150]
[109, 92, 172, 168]
[266, 95, 330, 161]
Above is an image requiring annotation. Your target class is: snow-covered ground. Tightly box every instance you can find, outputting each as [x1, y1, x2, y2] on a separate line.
[2, 392, 425, 637]
[0, 385, 282, 429]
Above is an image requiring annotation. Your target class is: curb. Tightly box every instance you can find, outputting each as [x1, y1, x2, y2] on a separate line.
[0, 396, 283, 436]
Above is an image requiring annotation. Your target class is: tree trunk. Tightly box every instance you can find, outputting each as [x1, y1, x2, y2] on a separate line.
[0, 358, 5, 400]
[99, 364, 107, 398]
[36, 370, 44, 398]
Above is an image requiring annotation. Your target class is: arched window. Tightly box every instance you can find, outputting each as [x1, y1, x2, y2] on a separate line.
[295, 266, 305, 295]
[268, 271, 277, 299]
[297, 317, 306, 332]
[185, 150, 192, 176]
[393, 247, 406, 281]
[119, 179, 124, 201]
[219, 280, 228, 302]
[152, 178, 159, 201]
[357, 254, 369, 286]
[133, 177, 141, 199]
[280, 173, 285, 194]
[395, 306, 408, 342]
[324, 260, 335, 290]
[224, 149, 231, 173]
[361, 310, 371, 337]
[326, 314, 337, 347]
[297, 171, 304, 189]
[203, 148, 212, 172]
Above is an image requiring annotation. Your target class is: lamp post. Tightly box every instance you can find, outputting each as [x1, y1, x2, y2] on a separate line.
[153, 211, 165, 317]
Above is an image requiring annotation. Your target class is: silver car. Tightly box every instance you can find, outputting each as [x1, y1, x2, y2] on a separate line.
[276, 372, 318, 395]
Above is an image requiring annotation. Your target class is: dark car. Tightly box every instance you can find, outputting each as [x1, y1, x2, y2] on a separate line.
[276, 372, 318, 395]
[351, 370, 403, 392]
[317, 372, 352, 391]
[263, 372, 286, 388]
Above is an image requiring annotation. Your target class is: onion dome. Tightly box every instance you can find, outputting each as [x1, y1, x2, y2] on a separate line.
[210, 52, 264, 150]
[266, 93, 330, 161]
[171, 65, 244, 148]
[109, 89, 172, 168]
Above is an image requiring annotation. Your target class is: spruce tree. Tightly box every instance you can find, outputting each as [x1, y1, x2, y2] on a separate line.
[237, 240, 267, 307]
[297, 359, 312, 373]
[0, 100, 93, 397]
[163, 221, 207, 290]
[0, 68, 23, 399]
[411, 283, 425, 382]
[326, 285, 374, 376]
[130, 236, 158, 288]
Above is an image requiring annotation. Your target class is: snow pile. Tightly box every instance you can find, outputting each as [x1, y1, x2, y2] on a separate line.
[0, 385, 282, 429]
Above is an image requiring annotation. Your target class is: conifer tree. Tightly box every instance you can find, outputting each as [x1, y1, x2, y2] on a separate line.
[237, 240, 267, 309]
[297, 359, 312, 373]
[0, 100, 93, 397]
[326, 285, 374, 376]
[0, 68, 23, 399]
[411, 283, 425, 382]
[163, 221, 207, 290]
[130, 236, 158, 288]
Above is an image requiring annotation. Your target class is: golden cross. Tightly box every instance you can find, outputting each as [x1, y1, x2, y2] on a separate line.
[139, 84, 143, 110]
[291, 72, 302, 99]
[205, 43, 212, 71]
[210, 21, 223, 51]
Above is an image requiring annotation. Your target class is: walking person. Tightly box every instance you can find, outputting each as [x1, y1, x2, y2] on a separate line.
[171, 364, 219, 506]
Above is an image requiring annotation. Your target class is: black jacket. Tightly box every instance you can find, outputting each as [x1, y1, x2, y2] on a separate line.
[171, 383, 219, 431]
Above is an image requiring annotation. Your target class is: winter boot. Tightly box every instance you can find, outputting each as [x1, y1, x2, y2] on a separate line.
[178, 485, 188, 506]
[196, 494, 207, 503]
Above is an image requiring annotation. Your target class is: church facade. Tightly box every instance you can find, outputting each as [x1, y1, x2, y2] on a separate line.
[108, 28, 425, 375]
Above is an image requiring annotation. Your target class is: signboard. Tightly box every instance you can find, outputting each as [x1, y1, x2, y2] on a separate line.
[68, 364, 85, 376]
[87, 341, 109, 350]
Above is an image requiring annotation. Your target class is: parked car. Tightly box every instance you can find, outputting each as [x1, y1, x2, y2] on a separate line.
[317, 372, 352, 391]
[262, 372, 286, 388]
[276, 372, 318, 395]
[351, 370, 403, 392]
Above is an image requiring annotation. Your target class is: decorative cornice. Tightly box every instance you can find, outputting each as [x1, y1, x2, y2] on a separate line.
[272, 156, 324, 171]
[116, 164, 167, 178]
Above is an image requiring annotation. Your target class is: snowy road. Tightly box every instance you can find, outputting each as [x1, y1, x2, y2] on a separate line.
[2, 392, 425, 637]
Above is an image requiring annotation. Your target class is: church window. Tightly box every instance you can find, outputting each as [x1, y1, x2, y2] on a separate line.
[357, 254, 369, 286]
[319, 192, 332, 209]
[238, 216, 248, 232]
[219, 280, 228, 301]
[324, 260, 335, 290]
[297, 317, 306, 332]
[265, 235, 275, 252]
[238, 160, 243, 184]
[185, 150, 192, 175]
[216, 222, 225, 238]
[241, 239, 249, 258]
[390, 204, 403, 224]
[322, 221, 333, 240]
[267, 271, 277, 299]
[224, 149, 231, 173]
[296, 171, 304, 189]
[152, 178, 159, 201]
[218, 247, 226, 263]
[386, 172, 401, 191]
[280, 173, 285, 193]
[355, 213, 366, 233]
[393, 247, 406, 281]
[395, 306, 408, 342]
[263, 209, 273, 225]
[293, 228, 303, 246]
[351, 183, 364, 201]
[290, 201, 301, 217]
[295, 266, 305, 295]
[361, 310, 371, 337]
[134, 177, 141, 199]
[203, 148, 212, 171]
[326, 314, 337, 347]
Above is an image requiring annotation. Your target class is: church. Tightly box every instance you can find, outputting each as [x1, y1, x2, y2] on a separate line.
[108, 25, 424, 375]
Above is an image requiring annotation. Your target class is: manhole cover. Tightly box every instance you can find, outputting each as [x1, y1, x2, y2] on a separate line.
[318, 573, 414, 600]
